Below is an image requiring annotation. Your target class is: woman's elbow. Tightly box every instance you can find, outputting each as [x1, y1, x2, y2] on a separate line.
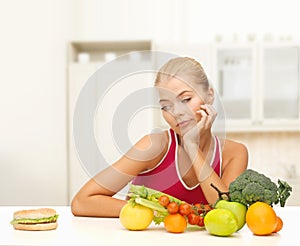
[71, 195, 85, 216]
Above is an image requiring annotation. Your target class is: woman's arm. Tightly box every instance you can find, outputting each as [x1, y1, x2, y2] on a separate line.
[201, 141, 248, 204]
[182, 104, 248, 204]
[184, 140, 248, 205]
[71, 132, 168, 217]
[219, 139, 249, 188]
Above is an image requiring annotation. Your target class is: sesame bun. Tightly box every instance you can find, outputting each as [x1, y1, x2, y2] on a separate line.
[12, 208, 58, 231]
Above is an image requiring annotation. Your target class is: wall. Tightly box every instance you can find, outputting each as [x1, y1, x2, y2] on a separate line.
[73, 0, 300, 43]
[227, 132, 300, 179]
[0, 0, 74, 205]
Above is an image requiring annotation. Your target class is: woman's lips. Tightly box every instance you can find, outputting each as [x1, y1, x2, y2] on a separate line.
[176, 120, 191, 128]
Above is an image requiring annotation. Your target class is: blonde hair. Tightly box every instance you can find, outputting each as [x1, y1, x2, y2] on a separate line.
[155, 57, 209, 91]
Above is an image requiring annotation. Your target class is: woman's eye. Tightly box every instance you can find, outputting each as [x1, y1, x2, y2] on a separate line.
[161, 105, 171, 111]
[181, 97, 191, 103]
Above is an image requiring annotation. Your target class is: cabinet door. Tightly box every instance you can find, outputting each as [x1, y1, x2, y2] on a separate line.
[68, 63, 99, 201]
[262, 46, 299, 120]
[215, 46, 255, 120]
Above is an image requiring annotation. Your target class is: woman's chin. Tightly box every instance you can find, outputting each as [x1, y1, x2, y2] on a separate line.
[177, 124, 195, 136]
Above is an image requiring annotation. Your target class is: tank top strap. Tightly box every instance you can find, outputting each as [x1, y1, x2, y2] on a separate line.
[211, 136, 222, 176]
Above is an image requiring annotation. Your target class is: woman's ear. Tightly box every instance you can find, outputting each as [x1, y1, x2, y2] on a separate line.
[207, 87, 215, 105]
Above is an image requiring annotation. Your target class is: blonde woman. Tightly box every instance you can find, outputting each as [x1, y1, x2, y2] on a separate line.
[71, 57, 248, 217]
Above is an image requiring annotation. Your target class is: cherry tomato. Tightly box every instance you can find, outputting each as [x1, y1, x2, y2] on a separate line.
[198, 216, 204, 227]
[202, 204, 213, 215]
[179, 203, 191, 216]
[188, 213, 200, 225]
[158, 195, 170, 207]
[193, 203, 202, 213]
[190, 210, 196, 214]
[193, 203, 212, 215]
[167, 201, 179, 214]
[204, 204, 212, 211]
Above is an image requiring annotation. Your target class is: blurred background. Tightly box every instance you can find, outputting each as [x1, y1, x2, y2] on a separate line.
[0, 0, 299, 206]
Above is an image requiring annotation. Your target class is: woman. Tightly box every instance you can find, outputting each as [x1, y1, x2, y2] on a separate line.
[71, 57, 248, 217]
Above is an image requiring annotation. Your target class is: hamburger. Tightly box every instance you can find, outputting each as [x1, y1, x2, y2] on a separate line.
[10, 208, 58, 231]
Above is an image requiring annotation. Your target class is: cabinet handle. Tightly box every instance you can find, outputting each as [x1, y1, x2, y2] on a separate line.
[218, 71, 223, 97]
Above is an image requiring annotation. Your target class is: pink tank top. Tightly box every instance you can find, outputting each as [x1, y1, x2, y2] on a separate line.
[131, 129, 222, 205]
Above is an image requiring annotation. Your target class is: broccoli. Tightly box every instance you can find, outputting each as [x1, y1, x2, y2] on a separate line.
[228, 169, 292, 207]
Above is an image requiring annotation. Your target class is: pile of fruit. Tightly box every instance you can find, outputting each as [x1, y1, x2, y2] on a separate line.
[119, 186, 212, 233]
[158, 196, 213, 233]
[119, 169, 292, 237]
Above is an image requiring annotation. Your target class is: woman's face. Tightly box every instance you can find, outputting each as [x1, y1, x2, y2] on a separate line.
[157, 77, 212, 136]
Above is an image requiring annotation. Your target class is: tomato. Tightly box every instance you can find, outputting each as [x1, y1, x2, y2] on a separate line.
[204, 204, 213, 212]
[193, 203, 212, 215]
[187, 213, 200, 225]
[167, 202, 179, 214]
[194, 203, 201, 208]
[193, 203, 202, 214]
[198, 216, 204, 227]
[158, 195, 170, 207]
[179, 203, 191, 216]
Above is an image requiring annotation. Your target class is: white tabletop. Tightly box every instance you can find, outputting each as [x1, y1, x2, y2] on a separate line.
[0, 206, 298, 245]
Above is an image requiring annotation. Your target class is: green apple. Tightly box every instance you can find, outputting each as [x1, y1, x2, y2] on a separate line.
[215, 200, 247, 231]
[204, 208, 238, 236]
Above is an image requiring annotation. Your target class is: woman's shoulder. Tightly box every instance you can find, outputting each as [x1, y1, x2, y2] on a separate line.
[220, 138, 248, 160]
[126, 130, 170, 166]
[222, 138, 247, 151]
[137, 130, 169, 149]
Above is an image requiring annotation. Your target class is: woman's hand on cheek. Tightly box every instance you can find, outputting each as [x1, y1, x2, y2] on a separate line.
[197, 104, 217, 131]
[182, 104, 217, 147]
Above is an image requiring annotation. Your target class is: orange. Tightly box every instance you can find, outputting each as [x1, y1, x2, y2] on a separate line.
[246, 202, 277, 236]
[273, 216, 283, 233]
[164, 213, 187, 233]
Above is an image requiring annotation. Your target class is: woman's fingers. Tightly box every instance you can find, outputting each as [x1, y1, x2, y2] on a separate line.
[197, 104, 217, 129]
[205, 104, 217, 122]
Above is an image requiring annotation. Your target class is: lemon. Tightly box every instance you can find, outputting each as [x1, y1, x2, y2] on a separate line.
[204, 208, 238, 236]
[119, 203, 154, 230]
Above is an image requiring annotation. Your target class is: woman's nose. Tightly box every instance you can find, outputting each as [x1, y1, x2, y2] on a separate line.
[172, 103, 185, 116]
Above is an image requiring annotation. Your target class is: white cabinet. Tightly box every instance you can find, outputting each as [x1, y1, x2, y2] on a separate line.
[260, 44, 299, 121]
[67, 40, 153, 202]
[212, 43, 300, 132]
[213, 44, 256, 121]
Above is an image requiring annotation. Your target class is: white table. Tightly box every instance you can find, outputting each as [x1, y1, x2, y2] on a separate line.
[0, 206, 298, 245]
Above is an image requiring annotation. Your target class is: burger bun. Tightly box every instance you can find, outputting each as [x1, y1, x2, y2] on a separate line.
[12, 222, 58, 231]
[12, 208, 58, 231]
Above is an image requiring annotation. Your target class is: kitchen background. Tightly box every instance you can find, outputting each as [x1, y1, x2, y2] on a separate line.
[0, 0, 299, 206]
